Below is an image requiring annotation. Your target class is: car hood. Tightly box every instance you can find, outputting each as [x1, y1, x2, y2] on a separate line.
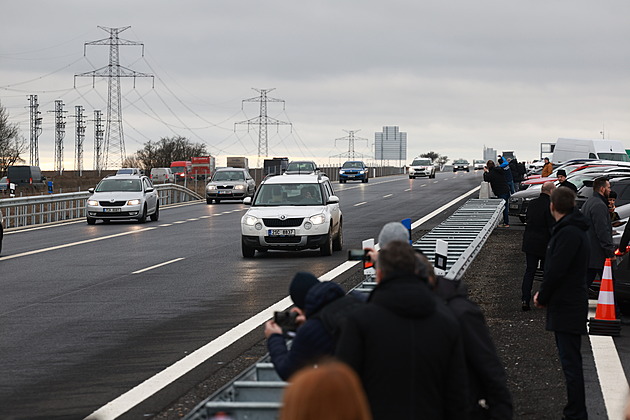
[511, 186, 542, 200]
[208, 180, 245, 186]
[244, 205, 328, 219]
[89, 191, 144, 201]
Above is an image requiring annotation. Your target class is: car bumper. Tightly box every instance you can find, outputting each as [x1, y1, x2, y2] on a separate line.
[508, 198, 529, 217]
[339, 173, 367, 180]
[207, 191, 247, 200]
[410, 169, 432, 176]
[453, 167, 469, 171]
[242, 234, 328, 250]
[86, 205, 142, 219]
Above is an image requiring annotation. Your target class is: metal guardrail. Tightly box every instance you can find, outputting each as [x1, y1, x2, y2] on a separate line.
[0, 184, 203, 229]
[182, 198, 505, 420]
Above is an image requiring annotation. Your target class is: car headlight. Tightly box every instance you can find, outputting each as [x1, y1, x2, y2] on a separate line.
[244, 215, 259, 226]
[309, 214, 326, 225]
[339, 170, 345, 175]
[127, 199, 141, 206]
[207, 185, 217, 191]
[358, 170, 365, 174]
[87, 200, 98, 206]
[234, 185, 245, 190]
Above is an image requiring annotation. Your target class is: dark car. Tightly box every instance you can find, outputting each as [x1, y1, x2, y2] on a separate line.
[285, 161, 318, 175]
[0, 176, 8, 192]
[7, 165, 45, 187]
[576, 176, 630, 209]
[205, 167, 256, 204]
[339, 160, 369, 183]
[453, 159, 470, 172]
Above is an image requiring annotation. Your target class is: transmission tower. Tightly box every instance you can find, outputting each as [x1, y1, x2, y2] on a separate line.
[49, 100, 67, 174]
[73, 105, 86, 176]
[28, 95, 42, 166]
[92, 110, 105, 173]
[75, 26, 153, 169]
[331, 130, 369, 162]
[235, 88, 292, 167]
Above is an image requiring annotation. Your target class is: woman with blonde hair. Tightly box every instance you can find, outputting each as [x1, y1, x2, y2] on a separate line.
[280, 359, 372, 420]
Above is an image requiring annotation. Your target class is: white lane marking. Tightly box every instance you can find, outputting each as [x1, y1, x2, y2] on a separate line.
[187, 218, 199, 221]
[383, 194, 393, 198]
[353, 202, 367, 207]
[0, 228, 157, 262]
[433, 181, 439, 184]
[173, 221, 186, 224]
[404, 188, 411, 192]
[132, 258, 185, 274]
[421, 184, 427, 187]
[86, 184, 479, 420]
[588, 303, 630, 418]
[200, 216, 211, 219]
[159, 224, 173, 227]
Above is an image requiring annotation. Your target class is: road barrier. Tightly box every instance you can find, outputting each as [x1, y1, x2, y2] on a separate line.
[0, 184, 202, 229]
[182, 198, 505, 420]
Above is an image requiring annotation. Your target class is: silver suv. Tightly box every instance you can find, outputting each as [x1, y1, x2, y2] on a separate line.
[240, 173, 342, 257]
[206, 167, 256, 204]
[86, 175, 159, 224]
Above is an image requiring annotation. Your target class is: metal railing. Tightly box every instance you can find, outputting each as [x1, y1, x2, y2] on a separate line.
[0, 184, 203, 229]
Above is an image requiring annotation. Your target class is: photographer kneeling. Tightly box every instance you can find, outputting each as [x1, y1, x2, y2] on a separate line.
[264, 271, 363, 381]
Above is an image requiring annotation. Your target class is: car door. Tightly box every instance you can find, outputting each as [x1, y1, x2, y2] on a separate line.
[324, 180, 341, 231]
[144, 178, 158, 212]
[245, 171, 256, 196]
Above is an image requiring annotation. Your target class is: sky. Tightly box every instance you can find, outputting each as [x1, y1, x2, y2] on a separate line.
[2, 1, 630, 170]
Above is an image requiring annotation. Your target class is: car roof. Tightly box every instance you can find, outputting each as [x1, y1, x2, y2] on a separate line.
[216, 167, 246, 171]
[263, 173, 327, 184]
[105, 174, 146, 180]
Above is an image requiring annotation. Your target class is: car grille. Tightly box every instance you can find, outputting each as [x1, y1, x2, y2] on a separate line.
[265, 236, 302, 244]
[263, 218, 304, 227]
[218, 185, 234, 189]
[99, 201, 126, 207]
[344, 171, 359, 174]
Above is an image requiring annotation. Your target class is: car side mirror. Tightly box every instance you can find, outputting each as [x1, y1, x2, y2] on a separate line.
[145, 187, 154, 193]
[327, 195, 340, 204]
[243, 197, 252, 205]
[88, 188, 94, 193]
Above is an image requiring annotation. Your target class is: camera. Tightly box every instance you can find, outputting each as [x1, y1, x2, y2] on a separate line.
[348, 249, 371, 262]
[274, 310, 299, 333]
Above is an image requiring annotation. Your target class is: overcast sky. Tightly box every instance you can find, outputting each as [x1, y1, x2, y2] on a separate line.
[2, 1, 630, 169]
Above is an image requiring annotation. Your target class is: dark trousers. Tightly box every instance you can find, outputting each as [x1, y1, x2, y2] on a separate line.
[586, 268, 601, 289]
[498, 193, 510, 225]
[522, 253, 544, 303]
[555, 332, 587, 420]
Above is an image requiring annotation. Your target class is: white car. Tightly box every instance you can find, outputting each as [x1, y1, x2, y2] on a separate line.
[86, 175, 159, 224]
[409, 158, 436, 179]
[473, 160, 486, 170]
[240, 173, 342, 257]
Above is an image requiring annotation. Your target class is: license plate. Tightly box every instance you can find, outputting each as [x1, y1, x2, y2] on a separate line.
[509, 204, 519, 209]
[103, 208, 121, 212]
[218, 190, 231, 194]
[268, 229, 295, 236]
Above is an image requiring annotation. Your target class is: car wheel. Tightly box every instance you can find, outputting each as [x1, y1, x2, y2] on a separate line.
[206, 198, 212, 204]
[363, 177, 368, 183]
[215, 199, 221, 204]
[242, 237, 255, 258]
[333, 220, 343, 251]
[340, 179, 346, 183]
[320, 227, 334, 256]
[150, 204, 159, 222]
[87, 217, 96, 225]
[409, 176, 414, 179]
[137, 205, 147, 223]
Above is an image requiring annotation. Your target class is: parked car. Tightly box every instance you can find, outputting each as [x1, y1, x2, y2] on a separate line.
[205, 167, 256, 204]
[408, 158, 435, 179]
[240, 172, 342, 257]
[285, 161, 318, 175]
[577, 176, 630, 209]
[0, 176, 8, 191]
[452, 159, 470, 172]
[150, 168, 175, 183]
[339, 160, 369, 183]
[85, 175, 159, 225]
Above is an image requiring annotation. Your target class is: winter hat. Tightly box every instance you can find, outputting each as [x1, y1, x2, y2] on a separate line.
[556, 169, 567, 177]
[289, 272, 320, 309]
[378, 222, 410, 248]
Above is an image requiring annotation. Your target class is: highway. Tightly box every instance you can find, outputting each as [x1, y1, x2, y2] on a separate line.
[0, 171, 483, 418]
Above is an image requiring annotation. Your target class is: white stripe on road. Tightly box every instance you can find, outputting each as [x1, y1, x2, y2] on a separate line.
[383, 194, 393, 198]
[354, 201, 367, 207]
[404, 188, 411, 192]
[132, 258, 185, 274]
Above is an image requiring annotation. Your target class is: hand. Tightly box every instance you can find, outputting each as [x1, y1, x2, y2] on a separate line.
[533, 292, 545, 308]
[264, 320, 283, 338]
[290, 307, 307, 327]
[365, 247, 378, 265]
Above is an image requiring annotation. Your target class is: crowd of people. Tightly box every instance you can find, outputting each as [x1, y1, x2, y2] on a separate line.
[483, 156, 526, 228]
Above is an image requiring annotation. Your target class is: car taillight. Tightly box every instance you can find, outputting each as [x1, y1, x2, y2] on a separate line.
[29, 177, 33, 184]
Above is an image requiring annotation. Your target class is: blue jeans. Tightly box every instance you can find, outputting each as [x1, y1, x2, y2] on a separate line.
[498, 192, 510, 225]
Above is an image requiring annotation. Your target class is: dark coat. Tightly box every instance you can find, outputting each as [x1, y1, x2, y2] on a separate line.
[267, 281, 345, 380]
[522, 193, 554, 257]
[537, 209, 589, 334]
[509, 159, 526, 183]
[336, 275, 469, 420]
[558, 180, 578, 193]
[483, 167, 510, 197]
[434, 278, 513, 420]
[581, 192, 615, 270]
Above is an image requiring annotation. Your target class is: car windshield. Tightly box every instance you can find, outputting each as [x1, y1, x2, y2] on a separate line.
[411, 159, 432, 166]
[96, 178, 142, 192]
[475, 160, 485, 164]
[455, 160, 468, 164]
[212, 171, 245, 181]
[598, 153, 630, 162]
[342, 161, 364, 169]
[286, 162, 315, 172]
[171, 166, 185, 173]
[254, 183, 323, 206]
[116, 169, 135, 174]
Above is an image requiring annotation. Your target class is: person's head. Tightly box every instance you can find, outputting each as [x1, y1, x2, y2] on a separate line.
[541, 181, 556, 196]
[378, 222, 409, 248]
[281, 360, 372, 420]
[556, 169, 567, 182]
[289, 272, 320, 310]
[377, 240, 417, 282]
[544, 157, 550, 163]
[415, 252, 436, 287]
[593, 177, 611, 199]
[609, 190, 617, 207]
[486, 160, 495, 170]
[498, 157, 504, 164]
[550, 186, 576, 219]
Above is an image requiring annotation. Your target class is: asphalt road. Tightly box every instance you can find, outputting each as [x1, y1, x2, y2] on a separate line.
[0, 171, 483, 419]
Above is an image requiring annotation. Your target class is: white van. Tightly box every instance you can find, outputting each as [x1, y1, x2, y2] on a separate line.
[150, 167, 175, 183]
[552, 138, 629, 163]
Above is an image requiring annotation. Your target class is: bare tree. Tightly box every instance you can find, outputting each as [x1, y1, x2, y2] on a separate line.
[0, 102, 26, 176]
[134, 136, 207, 172]
[420, 151, 440, 162]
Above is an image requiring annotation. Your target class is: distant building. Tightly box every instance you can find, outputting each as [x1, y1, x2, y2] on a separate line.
[483, 146, 497, 163]
[375, 126, 407, 163]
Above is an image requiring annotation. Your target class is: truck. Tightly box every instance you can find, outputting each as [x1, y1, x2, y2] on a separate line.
[551, 138, 630, 163]
[226, 156, 249, 169]
[170, 161, 192, 180]
[191, 156, 216, 180]
[7, 165, 45, 187]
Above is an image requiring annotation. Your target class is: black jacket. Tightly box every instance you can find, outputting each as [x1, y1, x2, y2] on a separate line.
[522, 193, 554, 257]
[336, 275, 469, 420]
[509, 159, 526, 183]
[581, 192, 615, 270]
[537, 209, 589, 334]
[483, 167, 510, 197]
[558, 180, 578, 193]
[434, 278, 513, 420]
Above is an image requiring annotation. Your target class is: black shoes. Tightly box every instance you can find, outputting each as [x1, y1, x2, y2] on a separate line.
[522, 301, 531, 311]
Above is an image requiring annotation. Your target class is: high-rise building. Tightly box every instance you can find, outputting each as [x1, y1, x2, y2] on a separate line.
[483, 146, 497, 163]
[375, 126, 407, 163]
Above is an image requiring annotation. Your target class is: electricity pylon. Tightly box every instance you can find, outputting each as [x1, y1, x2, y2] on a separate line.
[91, 110, 105, 173]
[330, 129, 369, 162]
[75, 26, 153, 169]
[27, 95, 42, 166]
[235, 88, 292, 167]
[73, 105, 86, 176]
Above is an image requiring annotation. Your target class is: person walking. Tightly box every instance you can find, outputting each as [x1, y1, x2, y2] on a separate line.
[541, 157, 553, 177]
[581, 177, 615, 288]
[556, 169, 577, 193]
[521, 181, 556, 311]
[509, 157, 526, 191]
[534, 186, 589, 420]
[484, 160, 511, 227]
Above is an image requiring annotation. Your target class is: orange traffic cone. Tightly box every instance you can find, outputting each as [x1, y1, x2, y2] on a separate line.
[589, 258, 621, 336]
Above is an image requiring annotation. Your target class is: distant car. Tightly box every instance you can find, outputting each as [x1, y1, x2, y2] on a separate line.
[408, 158, 435, 179]
[205, 167, 256, 204]
[473, 160, 485, 170]
[453, 159, 470, 172]
[285, 161, 318, 175]
[150, 168, 175, 183]
[116, 168, 143, 176]
[85, 175, 159, 225]
[339, 160, 369, 183]
[0, 176, 8, 191]
[240, 172, 342, 257]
